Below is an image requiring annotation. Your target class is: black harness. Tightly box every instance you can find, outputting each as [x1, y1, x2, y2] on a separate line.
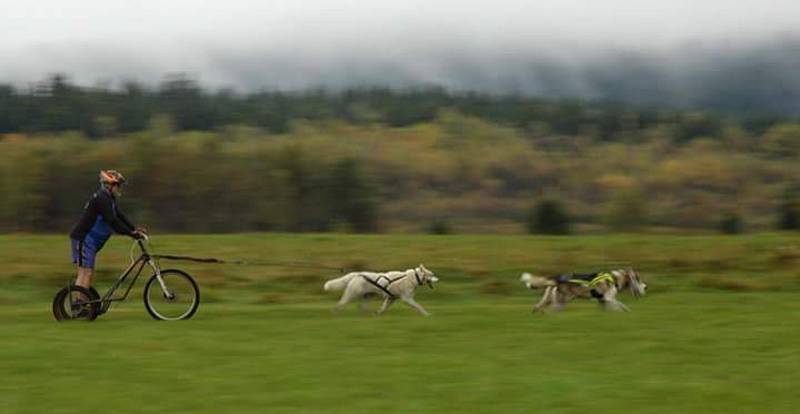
[361, 269, 423, 299]
[413, 269, 423, 286]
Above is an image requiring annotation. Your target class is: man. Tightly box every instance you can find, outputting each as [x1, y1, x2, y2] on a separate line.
[69, 170, 145, 295]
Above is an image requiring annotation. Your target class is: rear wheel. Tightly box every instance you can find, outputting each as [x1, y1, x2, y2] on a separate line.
[143, 269, 200, 321]
[52, 285, 100, 321]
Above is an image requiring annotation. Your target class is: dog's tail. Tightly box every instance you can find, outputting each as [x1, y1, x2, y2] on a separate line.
[323, 272, 358, 292]
[520, 272, 554, 289]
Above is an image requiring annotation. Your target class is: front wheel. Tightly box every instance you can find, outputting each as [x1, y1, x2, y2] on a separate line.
[143, 269, 200, 321]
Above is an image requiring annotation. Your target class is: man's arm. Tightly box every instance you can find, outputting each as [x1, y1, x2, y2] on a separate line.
[118, 210, 135, 230]
[118, 210, 146, 236]
[96, 193, 136, 236]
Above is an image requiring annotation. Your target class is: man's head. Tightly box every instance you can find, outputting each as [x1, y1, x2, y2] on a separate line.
[99, 170, 126, 197]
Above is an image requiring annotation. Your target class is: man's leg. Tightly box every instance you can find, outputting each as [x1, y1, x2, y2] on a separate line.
[70, 238, 96, 311]
[74, 237, 99, 296]
[74, 267, 95, 303]
[75, 267, 95, 290]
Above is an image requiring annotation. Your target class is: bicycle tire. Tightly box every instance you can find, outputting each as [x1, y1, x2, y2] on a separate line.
[52, 285, 100, 321]
[143, 269, 200, 321]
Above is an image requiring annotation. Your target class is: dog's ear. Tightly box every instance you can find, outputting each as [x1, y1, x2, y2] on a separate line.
[419, 263, 426, 270]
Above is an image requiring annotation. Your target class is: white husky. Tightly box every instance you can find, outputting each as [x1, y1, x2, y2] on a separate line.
[323, 264, 439, 316]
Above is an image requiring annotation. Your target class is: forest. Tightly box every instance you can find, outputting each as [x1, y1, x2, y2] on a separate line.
[1, 75, 798, 234]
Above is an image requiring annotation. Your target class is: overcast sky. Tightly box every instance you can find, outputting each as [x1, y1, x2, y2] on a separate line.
[1, 0, 798, 91]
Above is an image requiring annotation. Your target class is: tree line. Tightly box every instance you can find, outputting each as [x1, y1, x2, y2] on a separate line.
[1, 107, 798, 234]
[0, 74, 791, 141]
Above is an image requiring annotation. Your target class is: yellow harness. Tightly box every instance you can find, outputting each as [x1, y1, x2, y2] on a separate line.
[568, 272, 615, 288]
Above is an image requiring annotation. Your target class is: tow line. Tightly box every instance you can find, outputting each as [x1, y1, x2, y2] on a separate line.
[152, 254, 347, 273]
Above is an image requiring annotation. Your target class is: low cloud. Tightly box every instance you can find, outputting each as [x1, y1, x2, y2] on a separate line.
[2, 1, 799, 114]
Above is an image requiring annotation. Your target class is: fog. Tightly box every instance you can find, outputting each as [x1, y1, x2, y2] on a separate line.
[2, 1, 799, 113]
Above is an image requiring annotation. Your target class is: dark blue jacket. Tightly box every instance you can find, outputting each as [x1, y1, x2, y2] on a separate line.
[69, 188, 136, 242]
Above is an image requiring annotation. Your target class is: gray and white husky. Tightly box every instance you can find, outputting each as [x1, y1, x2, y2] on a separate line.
[323, 264, 439, 316]
[520, 268, 647, 312]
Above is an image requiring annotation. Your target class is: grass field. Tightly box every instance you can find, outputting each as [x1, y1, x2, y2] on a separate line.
[1, 233, 799, 413]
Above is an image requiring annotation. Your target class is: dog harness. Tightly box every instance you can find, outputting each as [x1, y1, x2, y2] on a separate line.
[559, 271, 619, 301]
[567, 272, 616, 288]
[361, 269, 423, 299]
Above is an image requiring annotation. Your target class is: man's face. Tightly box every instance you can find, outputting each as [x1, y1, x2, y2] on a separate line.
[110, 183, 123, 197]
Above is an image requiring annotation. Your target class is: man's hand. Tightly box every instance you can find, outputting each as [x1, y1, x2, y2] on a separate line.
[135, 226, 148, 235]
[132, 230, 146, 240]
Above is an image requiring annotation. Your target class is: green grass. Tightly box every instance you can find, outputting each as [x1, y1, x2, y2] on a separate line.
[1, 233, 799, 413]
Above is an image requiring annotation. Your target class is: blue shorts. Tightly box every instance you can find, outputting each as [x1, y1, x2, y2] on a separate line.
[71, 237, 105, 269]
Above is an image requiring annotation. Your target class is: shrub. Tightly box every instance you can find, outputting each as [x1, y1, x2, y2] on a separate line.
[777, 195, 800, 230]
[428, 219, 452, 235]
[527, 199, 570, 235]
[719, 212, 742, 234]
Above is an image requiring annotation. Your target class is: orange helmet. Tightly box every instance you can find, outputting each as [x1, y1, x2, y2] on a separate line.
[99, 170, 127, 185]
